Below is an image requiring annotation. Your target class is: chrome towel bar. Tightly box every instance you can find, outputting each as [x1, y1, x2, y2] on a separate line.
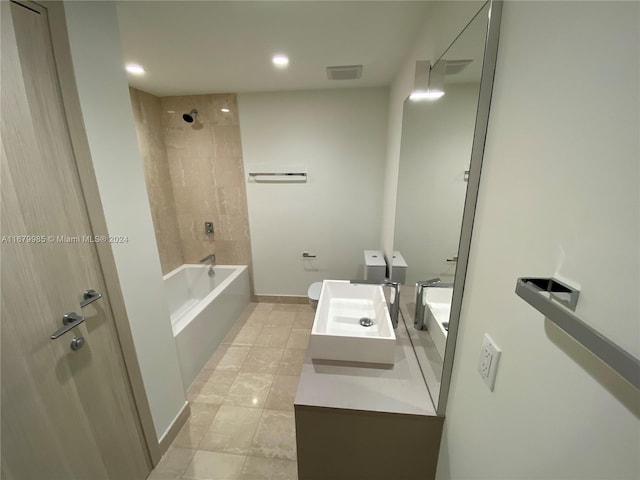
[515, 277, 640, 390]
[248, 172, 306, 177]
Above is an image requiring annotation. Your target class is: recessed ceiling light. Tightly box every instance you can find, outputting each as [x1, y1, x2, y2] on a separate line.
[125, 63, 145, 75]
[272, 54, 289, 68]
[221, 108, 230, 113]
[409, 89, 445, 101]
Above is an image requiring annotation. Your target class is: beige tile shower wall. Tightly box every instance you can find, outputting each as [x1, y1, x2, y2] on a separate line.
[129, 87, 184, 274]
[159, 94, 252, 270]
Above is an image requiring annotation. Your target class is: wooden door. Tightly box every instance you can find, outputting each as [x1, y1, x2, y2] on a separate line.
[1, 2, 151, 478]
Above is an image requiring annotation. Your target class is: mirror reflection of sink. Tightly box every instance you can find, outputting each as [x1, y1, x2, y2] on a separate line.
[309, 280, 396, 365]
[424, 287, 453, 359]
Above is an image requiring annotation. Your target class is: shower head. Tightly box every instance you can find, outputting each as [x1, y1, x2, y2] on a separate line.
[182, 109, 198, 123]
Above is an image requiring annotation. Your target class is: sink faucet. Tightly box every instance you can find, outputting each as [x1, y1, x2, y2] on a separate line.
[199, 253, 216, 276]
[349, 278, 401, 329]
[414, 278, 454, 330]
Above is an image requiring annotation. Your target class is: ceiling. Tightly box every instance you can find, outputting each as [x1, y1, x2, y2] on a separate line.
[436, 2, 489, 85]
[116, 1, 433, 97]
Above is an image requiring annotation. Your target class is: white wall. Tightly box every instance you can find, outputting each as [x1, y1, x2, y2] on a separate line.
[238, 88, 388, 296]
[394, 84, 479, 285]
[62, 1, 186, 441]
[437, 2, 640, 478]
[381, 1, 486, 258]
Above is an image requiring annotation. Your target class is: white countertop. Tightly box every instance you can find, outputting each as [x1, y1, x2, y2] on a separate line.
[294, 316, 437, 416]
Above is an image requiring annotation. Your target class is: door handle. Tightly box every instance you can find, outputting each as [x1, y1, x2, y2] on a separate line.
[80, 289, 102, 308]
[50, 312, 85, 339]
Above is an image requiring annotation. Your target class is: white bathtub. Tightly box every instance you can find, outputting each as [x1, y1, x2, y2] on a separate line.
[164, 264, 250, 390]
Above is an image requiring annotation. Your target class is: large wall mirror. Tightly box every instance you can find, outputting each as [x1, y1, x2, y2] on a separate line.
[395, 0, 502, 414]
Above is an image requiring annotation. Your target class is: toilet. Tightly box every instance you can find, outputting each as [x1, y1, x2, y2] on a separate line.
[364, 250, 386, 282]
[307, 281, 322, 310]
[390, 251, 408, 284]
[307, 250, 389, 310]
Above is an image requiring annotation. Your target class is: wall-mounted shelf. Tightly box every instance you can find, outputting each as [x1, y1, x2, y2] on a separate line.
[515, 277, 640, 390]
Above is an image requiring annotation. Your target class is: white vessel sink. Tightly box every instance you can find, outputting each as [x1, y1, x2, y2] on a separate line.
[309, 280, 396, 365]
[424, 287, 453, 359]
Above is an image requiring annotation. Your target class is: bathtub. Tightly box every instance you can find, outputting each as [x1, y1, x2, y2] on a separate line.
[164, 264, 250, 390]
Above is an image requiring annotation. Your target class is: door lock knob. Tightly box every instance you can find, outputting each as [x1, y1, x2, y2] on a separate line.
[70, 336, 85, 351]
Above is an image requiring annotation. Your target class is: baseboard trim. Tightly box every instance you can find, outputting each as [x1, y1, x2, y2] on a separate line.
[253, 295, 308, 304]
[158, 401, 190, 456]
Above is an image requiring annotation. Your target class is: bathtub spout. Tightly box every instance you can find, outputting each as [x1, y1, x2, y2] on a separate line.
[199, 253, 216, 264]
[199, 253, 216, 276]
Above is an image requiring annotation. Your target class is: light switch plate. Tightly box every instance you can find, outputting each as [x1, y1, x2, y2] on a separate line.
[477, 333, 501, 391]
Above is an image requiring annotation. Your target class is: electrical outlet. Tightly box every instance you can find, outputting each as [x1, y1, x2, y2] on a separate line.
[477, 333, 501, 391]
[479, 346, 492, 377]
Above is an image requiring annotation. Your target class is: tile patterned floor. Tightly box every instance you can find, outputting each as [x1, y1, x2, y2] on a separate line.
[149, 302, 313, 480]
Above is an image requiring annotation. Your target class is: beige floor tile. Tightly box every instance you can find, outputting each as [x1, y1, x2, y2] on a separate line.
[244, 311, 269, 328]
[240, 456, 298, 480]
[203, 344, 230, 370]
[249, 410, 297, 461]
[148, 447, 195, 480]
[191, 402, 222, 418]
[164, 301, 305, 476]
[276, 349, 306, 376]
[187, 368, 215, 401]
[173, 404, 220, 449]
[199, 405, 262, 455]
[253, 303, 275, 312]
[192, 370, 237, 404]
[284, 329, 310, 350]
[240, 347, 283, 374]
[222, 318, 249, 345]
[292, 311, 314, 330]
[265, 375, 299, 412]
[272, 304, 301, 312]
[181, 450, 246, 480]
[254, 326, 291, 348]
[216, 346, 250, 372]
[238, 302, 258, 320]
[232, 323, 262, 346]
[223, 373, 274, 408]
[264, 311, 295, 328]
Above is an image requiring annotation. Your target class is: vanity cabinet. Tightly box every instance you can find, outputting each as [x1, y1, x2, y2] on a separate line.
[294, 323, 444, 479]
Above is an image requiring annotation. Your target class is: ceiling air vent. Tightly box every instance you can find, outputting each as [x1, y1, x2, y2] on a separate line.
[444, 59, 473, 75]
[326, 65, 363, 80]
